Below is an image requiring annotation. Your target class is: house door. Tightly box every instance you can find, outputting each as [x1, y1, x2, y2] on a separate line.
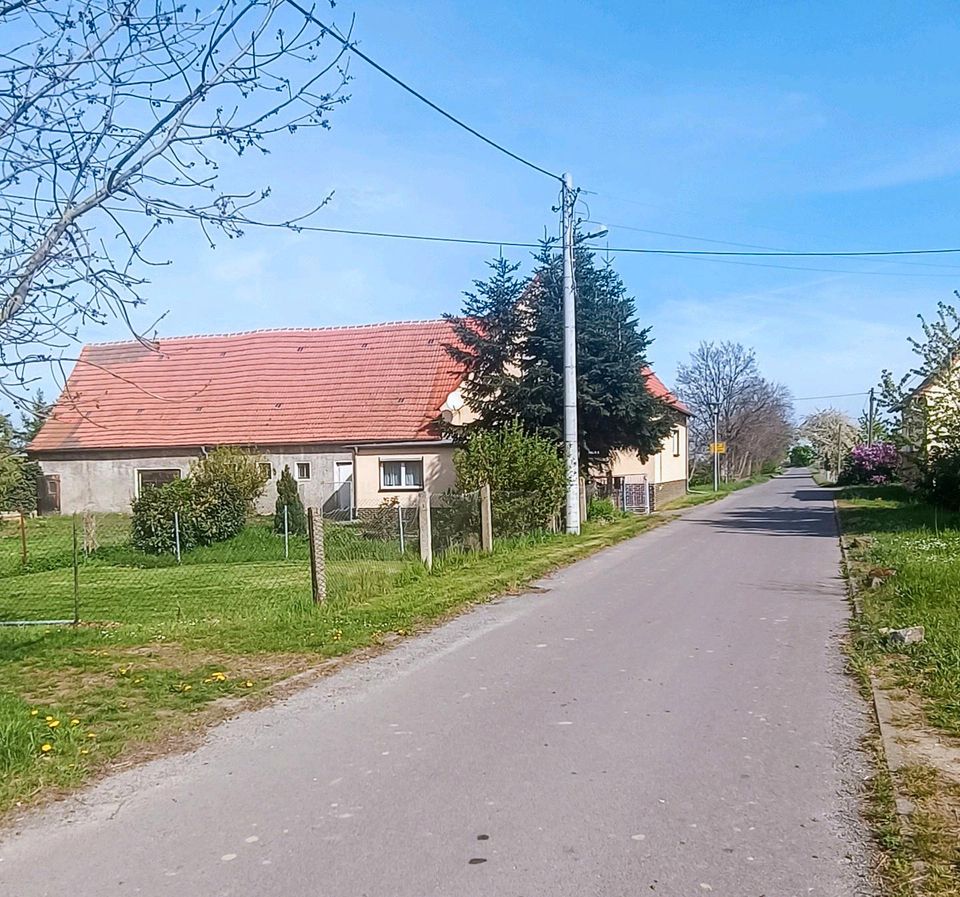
[38, 475, 60, 515]
[334, 461, 353, 511]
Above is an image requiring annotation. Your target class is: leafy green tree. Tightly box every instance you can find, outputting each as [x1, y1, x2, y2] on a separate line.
[453, 420, 565, 535]
[274, 466, 306, 536]
[788, 444, 816, 467]
[446, 242, 675, 470]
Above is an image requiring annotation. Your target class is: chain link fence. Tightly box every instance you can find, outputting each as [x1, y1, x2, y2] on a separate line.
[1, 489, 492, 625]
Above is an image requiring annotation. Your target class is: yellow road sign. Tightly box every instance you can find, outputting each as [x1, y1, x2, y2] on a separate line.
[709, 442, 727, 454]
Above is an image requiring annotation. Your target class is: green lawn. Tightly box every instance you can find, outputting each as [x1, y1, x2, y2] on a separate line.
[838, 485, 960, 737]
[0, 512, 664, 817]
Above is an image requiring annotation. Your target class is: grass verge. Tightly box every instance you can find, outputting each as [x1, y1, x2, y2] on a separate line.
[836, 484, 960, 896]
[659, 473, 773, 511]
[0, 513, 662, 820]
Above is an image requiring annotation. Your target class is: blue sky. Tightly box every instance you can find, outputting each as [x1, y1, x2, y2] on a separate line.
[23, 0, 960, 421]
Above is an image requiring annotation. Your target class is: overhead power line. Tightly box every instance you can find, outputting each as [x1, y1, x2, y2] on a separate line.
[283, 0, 562, 181]
[793, 391, 870, 401]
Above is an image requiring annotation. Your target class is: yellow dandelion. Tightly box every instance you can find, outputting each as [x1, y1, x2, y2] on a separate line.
[40, 744, 52, 753]
[80, 748, 89, 755]
[243, 680, 254, 688]
[47, 719, 60, 728]
[70, 718, 80, 726]
[30, 709, 39, 717]
[211, 672, 227, 682]
[44, 715, 54, 722]
[86, 732, 96, 739]
[181, 684, 192, 692]
[134, 678, 144, 684]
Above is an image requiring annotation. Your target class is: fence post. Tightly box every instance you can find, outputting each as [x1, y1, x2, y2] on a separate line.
[480, 484, 493, 553]
[72, 514, 79, 624]
[307, 508, 326, 603]
[397, 502, 405, 554]
[578, 477, 587, 528]
[418, 492, 433, 570]
[283, 504, 290, 560]
[620, 479, 627, 513]
[19, 510, 27, 565]
[173, 511, 182, 564]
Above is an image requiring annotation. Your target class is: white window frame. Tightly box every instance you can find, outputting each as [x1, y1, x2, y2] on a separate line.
[296, 461, 311, 481]
[379, 457, 424, 491]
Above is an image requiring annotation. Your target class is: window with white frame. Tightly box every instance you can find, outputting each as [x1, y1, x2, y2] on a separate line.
[296, 462, 311, 480]
[672, 429, 681, 456]
[379, 458, 424, 490]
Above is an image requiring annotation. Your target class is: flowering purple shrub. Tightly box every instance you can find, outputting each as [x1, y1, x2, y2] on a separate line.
[837, 442, 900, 486]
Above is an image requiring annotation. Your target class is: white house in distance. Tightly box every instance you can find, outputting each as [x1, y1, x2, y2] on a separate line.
[28, 320, 688, 515]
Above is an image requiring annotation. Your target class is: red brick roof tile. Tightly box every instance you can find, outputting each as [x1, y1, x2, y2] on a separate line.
[30, 321, 466, 452]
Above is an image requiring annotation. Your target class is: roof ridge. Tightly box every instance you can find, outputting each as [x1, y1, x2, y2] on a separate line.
[85, 319, 450, 347]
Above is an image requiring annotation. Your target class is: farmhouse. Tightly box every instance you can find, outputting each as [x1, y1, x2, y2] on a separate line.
[28, 320, 689, 515]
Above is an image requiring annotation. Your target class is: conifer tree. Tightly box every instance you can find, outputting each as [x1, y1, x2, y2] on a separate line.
[446, 239, 676, 470]
[274, 466, 306, 536]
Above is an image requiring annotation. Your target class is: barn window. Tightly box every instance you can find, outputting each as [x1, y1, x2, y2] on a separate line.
[138, 469, 181, 493]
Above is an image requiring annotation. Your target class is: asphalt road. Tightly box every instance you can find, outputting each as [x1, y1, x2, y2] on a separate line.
[1, 471, 874, 897]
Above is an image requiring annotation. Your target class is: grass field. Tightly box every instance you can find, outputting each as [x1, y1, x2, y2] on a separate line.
[1, 514, 421, 626]
[838, 484, 960, 737]
[0, 512, 664, 818]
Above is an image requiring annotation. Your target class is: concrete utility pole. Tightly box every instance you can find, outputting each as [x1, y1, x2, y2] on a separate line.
[867, 388, 876, 446]
[835, 422, 843, 482]
[562, 171, 580, 534]
[707, 401, 720, 492]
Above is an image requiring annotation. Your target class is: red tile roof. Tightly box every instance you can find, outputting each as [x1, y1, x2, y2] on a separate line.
[30, 321, 467, 452]
[642, 367, 691, 416]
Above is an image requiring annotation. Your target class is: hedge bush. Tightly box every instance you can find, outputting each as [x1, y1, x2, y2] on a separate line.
[921, 447, 960, 511]
[454, 421, 565, 536]
[131, 478, 247, 555]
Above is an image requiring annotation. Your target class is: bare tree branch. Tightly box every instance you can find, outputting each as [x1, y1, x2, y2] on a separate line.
[1, 0, 351, 402]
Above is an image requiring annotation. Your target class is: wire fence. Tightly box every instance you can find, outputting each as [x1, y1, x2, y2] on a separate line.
[0, 490, 491, 626]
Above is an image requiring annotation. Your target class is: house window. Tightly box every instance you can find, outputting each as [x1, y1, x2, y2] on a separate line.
[138, 468, 181, 493]
[672, 429, 681, 456]
[380, 458, 424, 490]
[296, 462, 311, 480]
[258, 462, 274, 480]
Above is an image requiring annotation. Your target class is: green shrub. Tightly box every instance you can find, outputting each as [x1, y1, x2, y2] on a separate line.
[191, 446, 267, 509]
[0, 458, 39, 513]
[131, 477, 248, 555]
[454, 421, 565, 536]
[587, 497, 617, 521]
[274, 466, 306, 535]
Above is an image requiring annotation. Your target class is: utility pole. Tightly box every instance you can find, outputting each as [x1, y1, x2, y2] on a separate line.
[867, 387, 876, 446]
[562, 171, 580, 534]
[707, 401, 720, 492]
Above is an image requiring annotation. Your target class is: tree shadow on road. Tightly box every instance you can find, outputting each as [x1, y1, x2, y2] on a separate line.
[690, 502, 837, 538]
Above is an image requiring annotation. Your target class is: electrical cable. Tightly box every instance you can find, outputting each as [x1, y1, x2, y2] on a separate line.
[793, 391, 870, 401]
[283, 0, 562, 182]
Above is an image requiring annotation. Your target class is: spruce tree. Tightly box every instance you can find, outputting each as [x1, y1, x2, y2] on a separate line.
[274, 465, 306, 535]
[446, 239, 676, 470]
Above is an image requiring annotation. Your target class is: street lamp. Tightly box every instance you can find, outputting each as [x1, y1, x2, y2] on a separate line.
[706, 400, 720, 492]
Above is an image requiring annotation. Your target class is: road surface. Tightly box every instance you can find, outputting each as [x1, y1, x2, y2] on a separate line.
[1, 471, 874, 896]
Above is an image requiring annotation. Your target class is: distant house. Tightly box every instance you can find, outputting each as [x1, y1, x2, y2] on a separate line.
[28, 320, 688, 515]
[602, 370, 691, 508]
[899, 357, 960, 456]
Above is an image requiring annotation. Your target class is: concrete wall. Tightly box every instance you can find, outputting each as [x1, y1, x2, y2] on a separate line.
[35, 447, 354, 515]
[354, 446, 457, 508]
